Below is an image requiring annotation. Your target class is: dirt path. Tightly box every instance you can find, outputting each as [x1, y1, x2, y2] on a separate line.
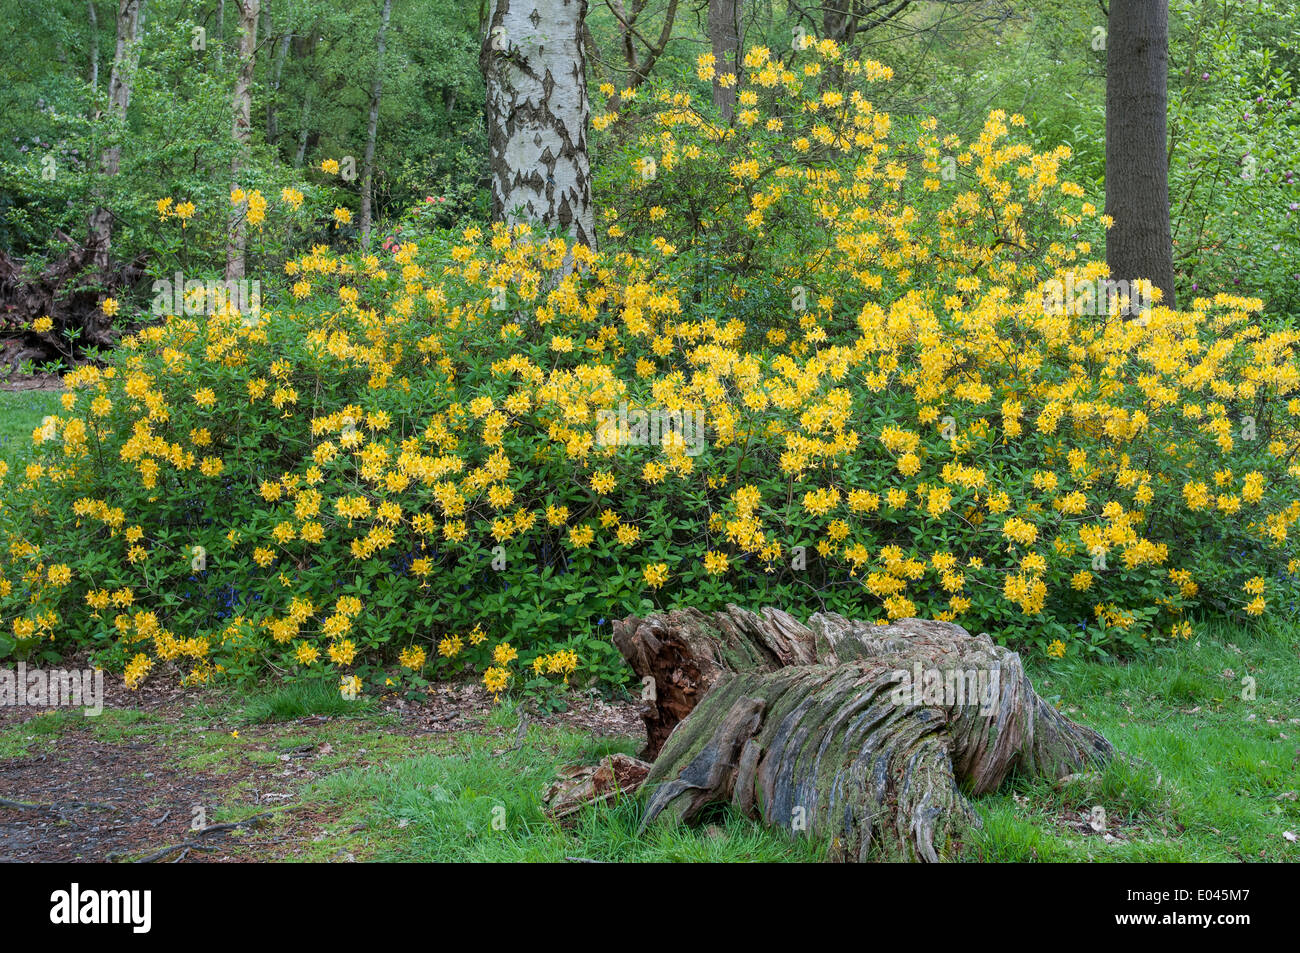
[0, 679, 642, 863]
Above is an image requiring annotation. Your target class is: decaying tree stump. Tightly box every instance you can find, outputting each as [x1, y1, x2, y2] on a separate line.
[610, 606, 1114, 862]
[0, 229, 146, 371]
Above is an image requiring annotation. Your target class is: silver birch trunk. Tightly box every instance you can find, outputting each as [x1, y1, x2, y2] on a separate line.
[225, 0, 259, 289]
[359, 0, 393, 246]
[481, 0, 595, 248]
[87, 0, 99, 98]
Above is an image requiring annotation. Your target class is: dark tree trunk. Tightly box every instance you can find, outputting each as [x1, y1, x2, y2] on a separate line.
[707, 0, 741, 121]
[612, 606, 1114, 862]
[1105, 0, 1175, 309]
[604, 0, 681, 92]
[481, 0, 595, 248]
[292, 23, 321, 168]
[293, 84, 313, 168]
[265, 0, 291, 146]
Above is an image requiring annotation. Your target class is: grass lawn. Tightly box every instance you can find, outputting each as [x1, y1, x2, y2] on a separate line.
[0, 388, 62, 467]
[1, 387, 1296, 862]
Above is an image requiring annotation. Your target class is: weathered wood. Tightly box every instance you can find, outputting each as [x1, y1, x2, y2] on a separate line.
[616, 606, 1114, 862]
[543, 753, 651, 821]
[612, 605, 814, 760]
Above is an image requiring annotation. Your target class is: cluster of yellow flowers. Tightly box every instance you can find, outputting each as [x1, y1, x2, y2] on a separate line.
[155, 197, 196, 222]
[230, 188, 269, 228]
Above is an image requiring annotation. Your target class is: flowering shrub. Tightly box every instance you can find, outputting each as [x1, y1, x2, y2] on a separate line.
[2, 38, 1298, 697]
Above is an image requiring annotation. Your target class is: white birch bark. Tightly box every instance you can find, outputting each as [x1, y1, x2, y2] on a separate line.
[225, 0, 259, 288]
[481, 0, 595, 248]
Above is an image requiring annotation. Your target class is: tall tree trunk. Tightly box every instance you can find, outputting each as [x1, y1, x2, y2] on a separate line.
[266, 24, 291, 146]
[292, 24, 321, 168]
[707, 0, 741, 121]
[294, 83, 313, 168]
[359, 0, 393, 246]
[481, 0, 595, 248]
[217, 0, 226, 67]
[1105, 0, 1175, 309]
[87, 0, 100, 99]
[262, 0, 289, 146]
[225, 0, 259, 289]
[88, 0, 144, 272]
[604, 0, 680, 90]
[822, 0, 855, 46]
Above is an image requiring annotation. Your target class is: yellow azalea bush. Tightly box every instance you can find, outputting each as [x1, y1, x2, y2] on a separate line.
[2, 38, 1299, 697]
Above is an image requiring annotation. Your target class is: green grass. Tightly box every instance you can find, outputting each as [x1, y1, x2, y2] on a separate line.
[0, 616, 1294, 861]
[242, 679, 379, 724]
[962, 615, 1300, 861]
[296, 700, 827, 862]
[0, 388, 62, 467]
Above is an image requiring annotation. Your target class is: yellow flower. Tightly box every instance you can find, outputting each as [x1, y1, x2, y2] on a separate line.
[328, 639, 358, 666]
[643, 563, 669, 589]
[484, 665, 510, 696]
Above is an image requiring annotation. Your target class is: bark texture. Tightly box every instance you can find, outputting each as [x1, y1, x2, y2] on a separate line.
[359, 0, 393, 246]
[481, 0, 595, 248]
[88, 0, 145, 271]
[604, 0, 680, 91]
[1105, 0, 1175, 309]
[87, 0, 100, 97]
[707, 0, 742, 121]
[544, 754, 651, 820]
[265, 2, 292, 146]
[226, 0, 260, 287]
[614, 606, 1114, 862]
